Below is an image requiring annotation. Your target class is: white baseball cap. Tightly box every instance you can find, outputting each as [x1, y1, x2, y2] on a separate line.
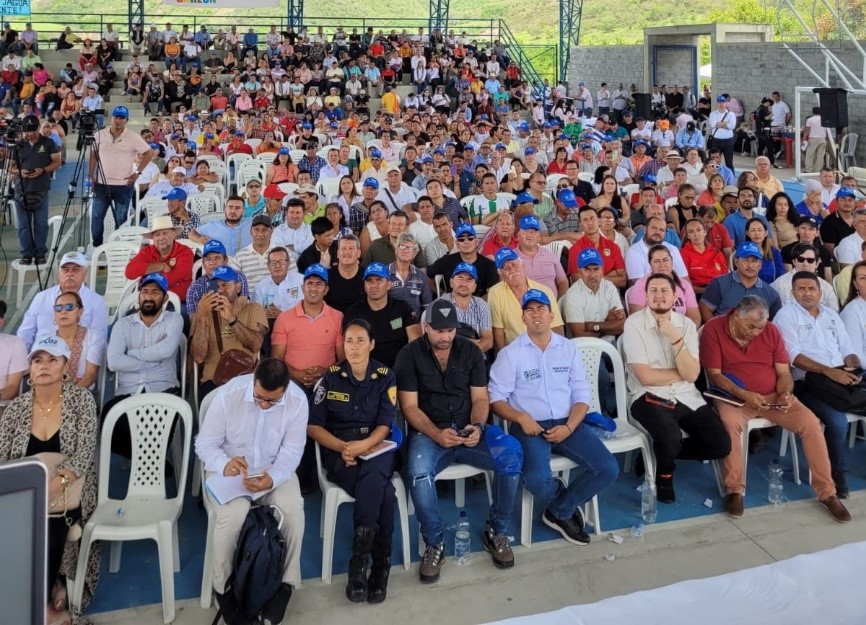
[29, 335, 72, 360]
[59, 251, 89, 267]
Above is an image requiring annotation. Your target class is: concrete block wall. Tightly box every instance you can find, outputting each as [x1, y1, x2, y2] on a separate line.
[567, 45, 644, 94]
[714, 40, 866, 164]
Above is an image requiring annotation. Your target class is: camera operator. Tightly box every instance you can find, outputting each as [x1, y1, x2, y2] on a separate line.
[9, 114, 60, 265]
[89, 105, 154, 246]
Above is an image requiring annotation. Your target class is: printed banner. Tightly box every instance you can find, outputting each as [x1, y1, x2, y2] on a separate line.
[0, 0, 31, 16]
[166, 0, 278, 7]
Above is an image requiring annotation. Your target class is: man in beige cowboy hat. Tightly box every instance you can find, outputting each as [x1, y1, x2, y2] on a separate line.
[125, 214, 195, 302]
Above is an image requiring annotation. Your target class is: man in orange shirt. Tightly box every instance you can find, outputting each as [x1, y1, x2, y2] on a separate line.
[125, 214, 194, 303]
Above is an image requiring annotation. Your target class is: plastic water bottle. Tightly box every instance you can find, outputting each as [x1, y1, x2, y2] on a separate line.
[455, 510, 471, 565]
[641, 478, 657, 524]
[83, 177, 92, 199]
[768, 459, 784, 504]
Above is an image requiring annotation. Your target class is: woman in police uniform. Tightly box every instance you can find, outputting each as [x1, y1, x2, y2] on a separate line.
[308, 318, 398, 604]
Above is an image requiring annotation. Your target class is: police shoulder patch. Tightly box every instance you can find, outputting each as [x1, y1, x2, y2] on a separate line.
[387, 385, 397, 406]
[313, 381, 326, 405]
[329, 365, 341, 372]
[377, 366, 390, 375]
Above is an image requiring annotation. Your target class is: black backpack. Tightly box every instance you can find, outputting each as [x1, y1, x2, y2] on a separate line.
[213, 505, 287, 625]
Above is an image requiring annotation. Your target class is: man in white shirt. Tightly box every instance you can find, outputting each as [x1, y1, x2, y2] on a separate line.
[563, 248, 624, 341]
[376, 166, 416, 213]
[596, 83, 610, 118]
[772, 243, 839, 310]
[834, 205, 866, 266]
[272, 198, 313, 256]
[234, 214, 275, 289]
[0, 299, 28, 411]
[195, 359, 307, 621]
[252, 246, 304, 318]
[17, 251, 109, 350]
[819, 167, 841, 206]
[774, 271, 861, 498]
[408, 195, 437, 249]
[625, 217, 689, 284]
[318, 147, 349, 181]
[803, 107, 832, 173]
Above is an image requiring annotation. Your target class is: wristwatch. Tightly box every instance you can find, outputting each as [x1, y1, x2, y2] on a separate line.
[593, 323, 600, 333]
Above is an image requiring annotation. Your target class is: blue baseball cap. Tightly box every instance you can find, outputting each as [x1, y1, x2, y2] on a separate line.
[837, 187, 857, 199]
[644, 174, 657, 184]
[519, 215, 541, 231]
[278, 146, 289, 155]
[454, 223, 477, 238]
[524, 147, 536, 156]
[234, 130, 245, 136]
[362, 177, 379, 189]
[433, 147, 445, 155]
[716, 95, 728, 103]
[495, 247, 519, 269]
[204, 132, 214, 139]
[513, 191, 539, 207]
[421, 155, 434, 164]
[633, 139, 648, 149]
[202, 240, 227, 257]
[518, 121, 529, 130]
[556, 187, 579, 209]
[149, 142, 160, 150]
[464, 142, 477, 151]
[163, 187, 188, 201]
[452, 262, 478, 280]
[445, 141, 456, 147]
[140, 272, 169, 292]
[211, 265, 240, 283]
[302, 122, 313, 129]
[521, 288, 551, 309]
[170, 132, 181, 140]
[369, 148, 382, 158]
[495, 142, 506, 151]
[577, 247, 603, 268]
[363, 262, 390, 280]
[303, 263, 329, 283]
[736, 241, 763, 260]
[111, 105, 129, 119]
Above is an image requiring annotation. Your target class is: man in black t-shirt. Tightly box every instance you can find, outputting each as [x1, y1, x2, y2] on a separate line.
[344, 262, 421, 367]
[426, 224, 499, 297]
[781, 217, 835, 280]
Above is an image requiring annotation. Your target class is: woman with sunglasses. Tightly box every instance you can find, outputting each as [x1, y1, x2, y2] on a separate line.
[53, 292, 104, 391]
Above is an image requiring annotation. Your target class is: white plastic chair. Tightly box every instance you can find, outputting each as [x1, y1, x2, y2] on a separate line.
[187, 193, 221, 216]
[139, 196, 168, 225]
[542, 240, 572, 264]
[317, 176, 341, 200]
[621, 183, 639, 198]
[577, 172, 593, 183]
[226, 153, 252, 193]
[108, 226, 148, 247]
[664, 196, 678, 209]
[7, 216, 62, 307]
[89, 242, 141, 314]
[289, 149, 306, 164]
[237, 160, 266, 189]
[496, 192, 516, 206]
[277, 182, 299, 197]
[73, 393, 193, 624]
[198, 389, 219, 608]
[200, 182, 226, 205]
[245, 138, 263, 151]
[314, 441, 411, 584]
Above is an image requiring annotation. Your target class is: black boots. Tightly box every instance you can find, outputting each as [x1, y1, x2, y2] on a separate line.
[367, 541, 392, 604]
[346, 526, 375, 603]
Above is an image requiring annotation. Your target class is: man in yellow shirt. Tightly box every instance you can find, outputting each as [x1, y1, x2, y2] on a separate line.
[381, 85, 400, 115]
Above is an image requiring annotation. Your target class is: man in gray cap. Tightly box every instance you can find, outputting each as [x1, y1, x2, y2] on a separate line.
[10, 115, 61, 265]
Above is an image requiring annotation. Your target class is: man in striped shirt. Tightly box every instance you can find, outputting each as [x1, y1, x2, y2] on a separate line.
[437, 262, 493, 355]
[234, 214, 274, 290]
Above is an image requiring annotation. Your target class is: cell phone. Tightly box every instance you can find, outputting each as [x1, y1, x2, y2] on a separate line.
[763, 404, 788, 410]
[207, 281, 219, 293]
[456, 429, 473, 438]
[645, 392, 676, 410]
[246, 471, 265, 479]
[538, 429, 549, 436]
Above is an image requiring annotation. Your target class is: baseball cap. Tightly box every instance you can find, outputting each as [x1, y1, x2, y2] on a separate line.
[837, 187, 857, 200]
[721, 185, 739, 198]
[251, 214, 273, 228]
[362, 177, 380, 189]
[60, 251, 89, 267]
[521, 288, 551, 309]
[426, 300, 460, 330]
[111, 105, 130, 119]
[513, 191, 539, 207]
[140, 272, 169, 292]
[386, 165, 401, 174]
[454, 223, 477, 238]
[234, 130, 245, 136]
[495, 143, 507, 151]
[211, 265, 240, 282]
[369, 148, 382, 158]
[577, 247, 603, 268]
[278, 146, 289, 155]
[302, 122, 313, 129]
[556, 188, 579, 209]
[633, 140, 648, 149]
[517, 121, 529, 130]
[451, 262, 478, 280]
[735, 241, 763, 260]
[464, 142, 477, 151]
[163, 187, 188, 201]
[421, 155, 434, 164]
[363, 262, 389, 280]
[716, 95, 728, 103]
[798, 216, 819, 228]
[171, 166, 188, 175]
[495, 247, 519, 269]
[519, 215, 541, 231]
[263, 184, 287, 200]
[28, 335, 72, 360]
[21, 115, 39, 131]
[202, 240, 227, 257]
[303, 263, 329, 283]
[433, 147, 445, 156]
[524, 147, 536, 156]
[204, 132, 214, 139]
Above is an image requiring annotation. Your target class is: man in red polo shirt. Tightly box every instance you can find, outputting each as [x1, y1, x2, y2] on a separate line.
[125, 214, 194, 302]
[698, 295, 850, 523]
[567, 207, 626, 288]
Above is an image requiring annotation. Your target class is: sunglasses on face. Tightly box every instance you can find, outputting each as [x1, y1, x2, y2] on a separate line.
[795, 256, 817, 264]
[54, 303, 80, 312]
[456, 235, 476, 242]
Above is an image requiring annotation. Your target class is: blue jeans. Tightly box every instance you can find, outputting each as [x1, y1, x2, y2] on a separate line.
[407, 431, 520, 546]
[15, 193, 49, 258]
[796, 384, 849, 474]
[511, 418, 619, 520]
[91, 183, 133, 246]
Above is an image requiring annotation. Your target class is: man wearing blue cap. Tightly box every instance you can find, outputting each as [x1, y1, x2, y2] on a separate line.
[186, 239, 251, 315]
[832, 196, 866, 266]
[427, 223, 500, 298]
[438, 262, 494, 354]
[820, 186, 857, 252]
[90, 104, 156, 246]
[361, 147, 389, 183]
[489, 247, 563, 350]
[516, 214, 568, 297]
[104, 273, 185, 456]
[490, 288, 619, 546]
[346, 262, 421, 368]
[191, 264, 267, 397]
[543, 187, 583, 240]
[699, 241, 782, 322]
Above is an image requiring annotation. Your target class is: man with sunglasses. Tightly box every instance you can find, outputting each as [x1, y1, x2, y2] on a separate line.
[90, 105, 156, 246]
[780, 216, 835, 282]
[526, 172, 555, 219]
[771, 243, 839, 310]
[195, 358, 306, 623]
[426, 223, 499, 298]
[18, 251, 109, 350]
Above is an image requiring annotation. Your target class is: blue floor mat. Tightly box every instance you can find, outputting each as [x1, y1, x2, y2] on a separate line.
[87, 429, 866, 614]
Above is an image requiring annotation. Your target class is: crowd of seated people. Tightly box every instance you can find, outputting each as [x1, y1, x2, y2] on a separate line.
[3, 22, 866, 623]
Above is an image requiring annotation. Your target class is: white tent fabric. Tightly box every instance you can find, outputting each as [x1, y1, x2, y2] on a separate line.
[485, 541, 866, 625]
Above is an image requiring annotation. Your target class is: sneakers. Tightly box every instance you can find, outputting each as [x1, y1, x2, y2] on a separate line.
[19, 257, 32, 266]
[482, 522, 514, 569]
[772, 163, 784, 169]
[832, 469, 849, 500]
[821, 496, 852, 523]
[419, 543, 445, 583]
[657, 474, 676, 504]
[542, 509, 590, 546]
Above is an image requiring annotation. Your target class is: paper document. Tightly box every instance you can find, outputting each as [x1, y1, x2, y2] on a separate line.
[359, 440, 398, 461]
[205, 473, 268, 505]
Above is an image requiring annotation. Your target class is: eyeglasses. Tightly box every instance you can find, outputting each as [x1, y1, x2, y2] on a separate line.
[681, 195, 696, 200]
[795, 256, 817, 264]
[253, 390, 284, 408]
[456, 235, 476, 242]
[267, 259, 288, 266]
[397, 244, 417, 252]
[53, 303, 80, 312]
[530, 180, 545, 184]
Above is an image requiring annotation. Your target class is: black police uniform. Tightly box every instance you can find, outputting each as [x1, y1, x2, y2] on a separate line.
[309, 360, 398, 551]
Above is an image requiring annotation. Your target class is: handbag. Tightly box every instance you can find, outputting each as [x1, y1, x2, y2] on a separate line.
[32, 451, 85, 540]
[803, 371, 866, 415]
[211, 310, 257, 387]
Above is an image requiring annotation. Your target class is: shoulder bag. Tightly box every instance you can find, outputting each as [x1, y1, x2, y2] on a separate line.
[211, 310, 257, 387]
